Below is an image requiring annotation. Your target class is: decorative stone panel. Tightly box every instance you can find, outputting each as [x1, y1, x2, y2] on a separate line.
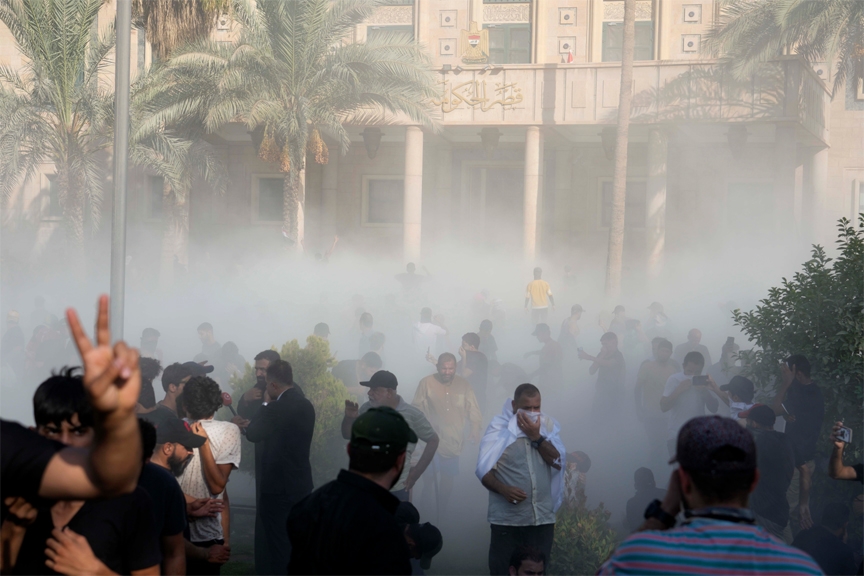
[440, 10, 457, 27]
[483, 3, 530, 23]
[682, 34, 700, 52]
[559, 7, 576, 25]
[439, 38, 456, 56]
[683, 4, 702, 23]
[603, 1, 653, 21]
[368, 5, 413, 25]
[558, 37, 576, 54]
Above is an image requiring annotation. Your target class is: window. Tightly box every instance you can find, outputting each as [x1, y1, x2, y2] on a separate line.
[601, 181, 646, 228]
[485, 23, 530, 64]
[602, 21, 654, 62]
[257, 177, 283, 222]
[364, 178, 404, 225]
[147, 176, 163, 219]
[44, 175, 62, 218]
[366, 25, 414, 43]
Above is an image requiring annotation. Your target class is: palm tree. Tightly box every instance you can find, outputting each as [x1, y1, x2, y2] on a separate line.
[707, 0, 863, 97]
[604, 0, 637, 298]
[0, 0, 114, 255]
[132, 0, 231, 61]
[159, 0, 439, 249]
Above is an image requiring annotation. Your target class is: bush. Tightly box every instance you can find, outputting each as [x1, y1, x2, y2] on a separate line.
[227, 337, 351, 486]
[733, 217, 864, 462]
[550, 489, 619, 576]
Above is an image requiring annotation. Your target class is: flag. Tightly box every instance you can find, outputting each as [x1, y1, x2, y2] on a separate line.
[567, 50, 574, 63]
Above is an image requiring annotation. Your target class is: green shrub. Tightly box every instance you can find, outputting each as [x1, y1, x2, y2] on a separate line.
[733, 217, 864, 462]
[227, 337, 351, 486]
[550, 494, 619, 576]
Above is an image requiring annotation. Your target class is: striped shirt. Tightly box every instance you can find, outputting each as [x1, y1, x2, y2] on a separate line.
[598, 517, 823, 575]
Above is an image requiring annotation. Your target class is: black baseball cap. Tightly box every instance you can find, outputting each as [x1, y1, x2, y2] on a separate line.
[162, 363, 193, 387]
[350, 406, 417, 454]
[360, 370, 398, 390]
[182, 361, 215, 376]
[155, 418, 206, 450]
[669, 415, 756, 474]
[407, 523, 443, 570]
[720, 375, 754, 399]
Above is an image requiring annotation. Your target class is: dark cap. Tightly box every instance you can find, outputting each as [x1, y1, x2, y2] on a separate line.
[647, 302, 664, 312]
[162, 363, 193, 387]
[720, 375, 754, 399]
[182, 361, 215, 376]
[740, 404, 776, 428]
[532, 323, 551, 335]
[407, 523, 443, 570]
[155, 418, 206, 450]
[360, 370, 398, 390]
[669, 415, 756, 474]
[350, 406, 418, 454]
[395, 501, 421, 525]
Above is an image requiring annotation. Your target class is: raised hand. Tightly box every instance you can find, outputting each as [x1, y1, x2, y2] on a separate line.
[66, 295, 140, 416]
[345, 400, 359, 418]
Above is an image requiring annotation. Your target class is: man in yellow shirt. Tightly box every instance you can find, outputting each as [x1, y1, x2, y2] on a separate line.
[525, 267, 555, 323]
[413, 353, 483, 513]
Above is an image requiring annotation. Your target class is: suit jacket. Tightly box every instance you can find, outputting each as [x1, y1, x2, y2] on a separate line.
[245, 385, 315, 498]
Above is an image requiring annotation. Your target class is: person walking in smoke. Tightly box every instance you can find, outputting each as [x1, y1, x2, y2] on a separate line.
[524, 268, 554, 324]
[477, 384, 565, 576]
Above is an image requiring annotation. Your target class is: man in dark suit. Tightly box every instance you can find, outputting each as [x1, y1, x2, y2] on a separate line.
[245, 359, 315, 575]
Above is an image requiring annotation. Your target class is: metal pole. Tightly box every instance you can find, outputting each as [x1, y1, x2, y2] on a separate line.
[110, 0, 131, 340]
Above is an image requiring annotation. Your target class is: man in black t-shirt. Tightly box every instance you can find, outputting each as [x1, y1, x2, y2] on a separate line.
[793, 503, 858, 575]
[579, 332, 626, 423]
[743, 404, 796, 539]
[625, 468, 667, 532]
[142, 363, 192, 429]
[829, 421, 864, 483]
[772, 354, 824, 535]
[459, 332, 489, 412]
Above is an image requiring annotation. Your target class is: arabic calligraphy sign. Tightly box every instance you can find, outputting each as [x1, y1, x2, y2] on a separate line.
[432, 80, 524, 113]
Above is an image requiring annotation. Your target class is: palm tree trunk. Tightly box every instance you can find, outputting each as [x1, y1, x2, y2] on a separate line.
[58, 165, 85, 271]
[283, 165, 305, 251]
[604, 0, 637, 298]
[159, 181, 189, 289]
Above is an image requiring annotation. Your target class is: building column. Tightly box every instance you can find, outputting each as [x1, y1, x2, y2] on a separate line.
[436, 147, 452, 240]
[805, 147, 828, 245]
[774, 124, 798, 234]
[646, 128, 668, 279]
[523, 126, 541, 261]
[403, 126, 424, 262]
[554, 148, 572, 248]
[321, 150, 338, 242]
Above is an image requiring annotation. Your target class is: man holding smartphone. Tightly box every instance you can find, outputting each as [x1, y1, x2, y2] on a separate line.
[771, 354, 824, 538]
[828, 421, 862, 482]
[660, 351, 720, 457]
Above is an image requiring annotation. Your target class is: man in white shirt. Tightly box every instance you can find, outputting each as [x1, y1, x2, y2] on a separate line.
[180, 376, 242, 575]
[413, 307, 447, 356]
[660, 351, 719, 458]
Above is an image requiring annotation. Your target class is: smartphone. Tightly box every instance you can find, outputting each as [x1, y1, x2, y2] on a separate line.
[837, 426, 853, 443]
[692, 375, 709, 386]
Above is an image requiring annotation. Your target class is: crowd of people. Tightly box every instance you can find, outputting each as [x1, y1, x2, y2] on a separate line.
[1, 260, 862, 575]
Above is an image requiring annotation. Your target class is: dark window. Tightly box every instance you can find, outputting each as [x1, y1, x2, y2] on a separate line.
[45, 175, 62, 218]
[147, 176, 163, 219]
[485, 23, 530, 64]
[366, 25, 414, 43]
[601, 181, 646, 228]
[258, 177, 283, 222]
[602, 21, 654, 62]
[367, 179, 404, 224]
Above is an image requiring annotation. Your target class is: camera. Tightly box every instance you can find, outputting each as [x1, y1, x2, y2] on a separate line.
[836, 426, 853, 444]
[692, 375, 709, 386]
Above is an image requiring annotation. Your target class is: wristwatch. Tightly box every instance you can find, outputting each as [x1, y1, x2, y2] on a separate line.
[530, 435, 546, 449]
[644, 499, 676, 528]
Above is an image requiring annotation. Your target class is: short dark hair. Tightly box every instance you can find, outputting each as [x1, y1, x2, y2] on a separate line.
[785, 354, 811, 378]
[634, 467, 656, 490]
[480, 319, 493, 332]
[514, 383, 540, 402]
[683, 351, 705, 367]
[462, 332, 480, 349]
[509, 546, 545, 572]
[266, 359, 293, 386]
[348, 443, 404, 474]
[360, 352, 383, 370]
[533, 267, 542, 277]
[221, 341, 239, 358]
[162, 363, 192, 393]
[657, 339, 673, 351]
[139, 418, 156, 463]
[600, 331, 618, 342]
[254, 349, 281, 364]
[183, 376, 222, 420]
[688, 469, 755, 503]
[420, 307, 432, 322]
[197, 322, 213, 332]
[140, 357, 162, 384]
[359, 313, 373, 327]
[821, 502, 850, 530]
[437, 352, 457, 366]
[33, 367, 93, 428]
[313, 323, 329, 337]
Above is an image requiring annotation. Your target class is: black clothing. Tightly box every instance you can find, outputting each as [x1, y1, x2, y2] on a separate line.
[13, 486, 161, 575]
[142, 403, 181, 430]
[139, 380, 157, 409]
[593, 350, 626, 420]
[784, 379, 825, 465]
[625, 487, 667, 532]
[854, 463, 863, 483]
[287, 469, 412, 575]
[1, 420, 62, 500]
[793, 525, 857, 575]
[488, 523, 555, 576]
[460, 350, 488, 411]
[246, 385, 315, 575]
[331, 359, 360, 390]
[138, 462, 186, 537]
[187, 539, 224, 575]
[750, 427, 796, 527]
